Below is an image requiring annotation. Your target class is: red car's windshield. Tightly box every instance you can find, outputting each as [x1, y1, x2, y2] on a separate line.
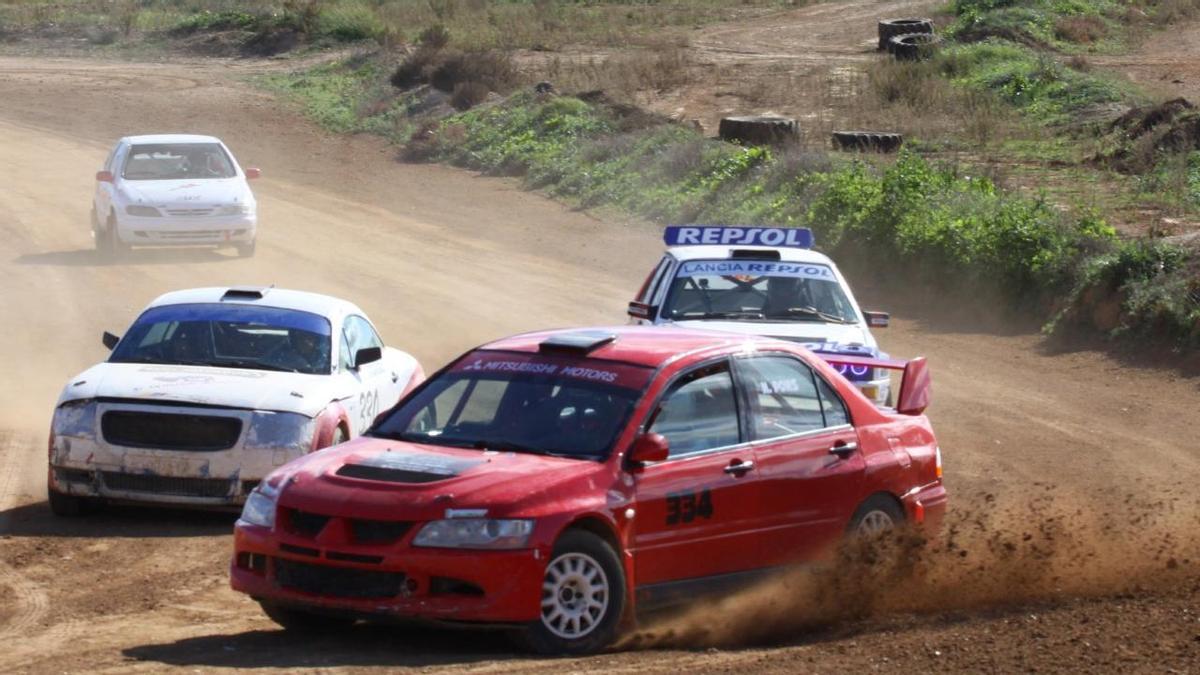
[370, 350, 653, 460]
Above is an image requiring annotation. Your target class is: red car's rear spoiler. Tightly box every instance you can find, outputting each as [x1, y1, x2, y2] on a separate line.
[819, 354, 931, 416]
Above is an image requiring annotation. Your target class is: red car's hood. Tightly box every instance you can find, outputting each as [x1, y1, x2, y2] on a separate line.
[272, 437, 606, 521]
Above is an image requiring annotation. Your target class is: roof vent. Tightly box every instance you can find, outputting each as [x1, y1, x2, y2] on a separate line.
[538, 331, 617, 355]
[730, 249, 781, 260]
[221, 286, 271, 301]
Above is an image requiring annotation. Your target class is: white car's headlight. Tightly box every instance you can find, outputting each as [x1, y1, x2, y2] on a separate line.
[126, 205, 161, 217]
[238, 482, 279, 529]
[216, 203, 253, 216]
[52, 400, 98, 439]
[243, 412, 315, 453]
[412, 518, 534, 549]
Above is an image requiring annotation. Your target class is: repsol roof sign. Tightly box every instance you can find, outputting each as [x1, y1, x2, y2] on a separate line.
[663, 226, 814, 249]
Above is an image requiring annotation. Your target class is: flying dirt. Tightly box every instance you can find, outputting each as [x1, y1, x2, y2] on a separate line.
[0, 50, 1198, 674]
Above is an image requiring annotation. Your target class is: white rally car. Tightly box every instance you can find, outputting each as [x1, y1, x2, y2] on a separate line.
[47, 287, 423, 515]
[628, 225, 894, 404]
[92, 134, 260, 257]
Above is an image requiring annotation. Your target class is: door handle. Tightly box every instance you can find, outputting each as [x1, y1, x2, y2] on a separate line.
[830, 441, 858, 459]
[723, 460, 754, 475]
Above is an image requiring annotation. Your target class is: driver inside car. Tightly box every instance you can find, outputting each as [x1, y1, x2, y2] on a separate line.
[266, 330, 327, 373]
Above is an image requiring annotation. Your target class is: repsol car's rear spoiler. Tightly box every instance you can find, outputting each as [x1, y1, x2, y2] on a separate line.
[819, 354, 931, 415]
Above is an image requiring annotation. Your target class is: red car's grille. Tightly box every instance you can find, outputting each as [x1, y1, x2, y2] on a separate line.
[273, 558, 405, 599]
[284, 509, 330, 538]
[281, 508, 413, 546]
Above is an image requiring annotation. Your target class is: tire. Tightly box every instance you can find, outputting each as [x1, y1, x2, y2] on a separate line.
[91, 208, 111, 255]
[106, 215, 129, 259]
[831, 131, 904, 153]
[330, 426, 348, 447]
[516, 529, 626, 655]
[878, 18, 933, 51]
[48, 488, 98, 517]
[235, 239, 256, 258]
[718, 115, 799, 146]
[260, 602, 355, 632]
[890, 33, 942, 61]
[847, 494, 905, 538]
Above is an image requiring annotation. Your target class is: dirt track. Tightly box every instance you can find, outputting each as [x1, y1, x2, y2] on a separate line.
[0, 20, 1199, 675]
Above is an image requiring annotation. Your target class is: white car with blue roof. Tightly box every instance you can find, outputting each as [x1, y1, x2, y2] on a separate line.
[47, 286, 423, 515]
[627, 225, 893, 405]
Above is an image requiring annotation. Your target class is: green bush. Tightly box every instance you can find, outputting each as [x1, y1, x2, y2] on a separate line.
[170, 10, 261, 35]
[315, 3, 383, 42]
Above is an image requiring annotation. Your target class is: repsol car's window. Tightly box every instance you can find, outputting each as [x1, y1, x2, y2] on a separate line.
[109, 303, 332, 375]
[738, 356, 831, 439]
[122, 143, 236, 181]
[648, 364, 740, 457]
[662, 259, 857, 324]
[371, 352, 654, 460]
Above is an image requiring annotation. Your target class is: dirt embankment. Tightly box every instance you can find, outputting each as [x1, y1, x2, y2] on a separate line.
[0, 13, 1198, 673]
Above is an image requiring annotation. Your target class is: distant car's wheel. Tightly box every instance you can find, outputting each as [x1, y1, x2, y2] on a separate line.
[47, 488, 98, 517]
[260, 602, 355, 632]
[516, 529, 625, 655]
[91, 208, 111, 254]
[848, 494, 905, 538]
[235, 239, 256, 258]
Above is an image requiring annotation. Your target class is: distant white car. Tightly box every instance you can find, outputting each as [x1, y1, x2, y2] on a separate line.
[628, 226, 894, 405]
[47, 286, 424, 515]
[92, 134, 260, 257]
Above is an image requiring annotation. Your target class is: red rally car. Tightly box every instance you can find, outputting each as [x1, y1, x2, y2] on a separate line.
[230, 326, 946, 654]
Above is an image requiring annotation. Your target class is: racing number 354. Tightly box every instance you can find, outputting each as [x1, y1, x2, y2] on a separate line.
[665, 489, 714, 525]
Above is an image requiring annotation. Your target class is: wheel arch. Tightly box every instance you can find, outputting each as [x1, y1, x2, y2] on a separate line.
[849, 490, 907, 529]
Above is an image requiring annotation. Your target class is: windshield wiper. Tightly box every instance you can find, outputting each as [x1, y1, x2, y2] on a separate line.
[774, 306, 853, 324]
[208, 359, 300, 373]
[693, 310, 767, 320]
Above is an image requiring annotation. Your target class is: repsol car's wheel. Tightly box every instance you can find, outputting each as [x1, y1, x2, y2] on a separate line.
[848, 494, 905, 538]
[517, 529, 625, 655]
[260, 602, 355, 632]
[878, 18, 934, 51]
[47, 488, 98, 517]
[235, 239, 256, 258]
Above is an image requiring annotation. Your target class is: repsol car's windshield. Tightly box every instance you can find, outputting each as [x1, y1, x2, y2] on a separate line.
[372, 351, 653, 459]
[663, 259, 859, 324]
[122, 143, 236, 180]
[110, 303, 332, 375]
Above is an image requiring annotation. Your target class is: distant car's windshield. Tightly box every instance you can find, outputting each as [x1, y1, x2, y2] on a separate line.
[371, 350, 653, 460]
[662, 259, 859, 324]
[122, 143, 236, 181]
[110, 303, 332, 375]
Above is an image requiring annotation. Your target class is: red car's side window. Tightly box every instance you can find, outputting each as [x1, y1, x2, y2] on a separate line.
[647, 363, 741, 457]
[736, 356, 851, 440]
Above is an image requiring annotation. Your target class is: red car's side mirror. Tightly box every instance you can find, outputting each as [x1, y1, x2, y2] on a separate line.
[627, 433, 669, 467]
[95, 170, 114, 183]
[244, 167, 261, 180]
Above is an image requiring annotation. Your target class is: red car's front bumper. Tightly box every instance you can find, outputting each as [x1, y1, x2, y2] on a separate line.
[230, 523, 546, 624]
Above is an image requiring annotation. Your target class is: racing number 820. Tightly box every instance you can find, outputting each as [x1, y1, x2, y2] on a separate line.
[665, 489, 713, 525]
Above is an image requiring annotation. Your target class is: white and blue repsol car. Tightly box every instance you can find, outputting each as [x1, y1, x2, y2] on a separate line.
[628, 225, 893, 404]
[92, 134, 261, 257]
[47, 287, 423, 515]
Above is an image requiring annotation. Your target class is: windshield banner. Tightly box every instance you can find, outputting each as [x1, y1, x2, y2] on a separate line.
[677, 260, 834, 281]
[452, 352, 654, 390]
[664, 226, 814, 248]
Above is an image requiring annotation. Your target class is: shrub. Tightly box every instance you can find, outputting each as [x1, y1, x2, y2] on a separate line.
[315, 3, 383, 42]
[429, 50, 518, 94]
[451, 81, 490, 110]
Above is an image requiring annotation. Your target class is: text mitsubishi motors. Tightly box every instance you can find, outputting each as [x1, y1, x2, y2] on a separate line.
[230, 326, 946, 654]
[628, 225, 894, 405]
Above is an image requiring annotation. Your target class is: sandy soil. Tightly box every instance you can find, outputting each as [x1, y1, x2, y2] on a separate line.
[0, 28, 1197, 675]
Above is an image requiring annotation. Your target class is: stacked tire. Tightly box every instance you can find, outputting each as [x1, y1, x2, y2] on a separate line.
[889, 33, 942, 61]
[831, 131, 903, 153]
[877, 18, 933, 51]
[718, 116, 799, 146]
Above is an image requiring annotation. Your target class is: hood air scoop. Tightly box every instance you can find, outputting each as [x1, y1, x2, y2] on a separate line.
[336, 451, 483, 484]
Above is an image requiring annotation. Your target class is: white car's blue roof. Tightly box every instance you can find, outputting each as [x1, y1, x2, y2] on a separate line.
[121, 134, 225, 146]
[144, 287, 364, 321]
[667, 245, 837, 266]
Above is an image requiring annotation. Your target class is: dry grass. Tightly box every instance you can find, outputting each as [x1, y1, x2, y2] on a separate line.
[533, 44, 694, 100]
[1054, 15, 1106, 44]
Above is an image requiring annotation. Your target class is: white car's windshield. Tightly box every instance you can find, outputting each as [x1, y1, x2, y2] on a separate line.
[110, 303, 332, 375]
[371, 351, 654, 459]
[662, 259, 859, 324]
[122, 143, 236, 181]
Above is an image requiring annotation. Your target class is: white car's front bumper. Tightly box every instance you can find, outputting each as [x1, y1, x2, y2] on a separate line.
[114, 213, 256, 247]
[49, 401, 310, 508]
